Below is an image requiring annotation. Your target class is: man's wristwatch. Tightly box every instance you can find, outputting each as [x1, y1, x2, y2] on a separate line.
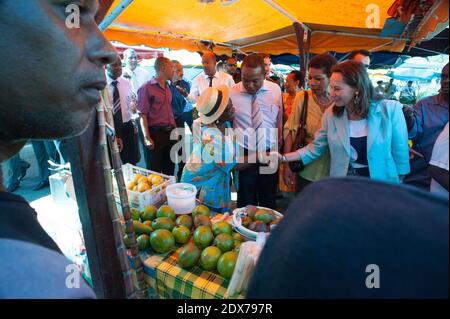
[281, 154, 287, 163]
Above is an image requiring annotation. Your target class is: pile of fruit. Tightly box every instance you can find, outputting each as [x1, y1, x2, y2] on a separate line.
[124, 204, 242, 279]
[240, 205, 282, 233]
[127, 172, 165, 193]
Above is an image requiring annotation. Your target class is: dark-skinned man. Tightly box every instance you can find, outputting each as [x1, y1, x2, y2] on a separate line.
[0, 0, 117, 297]
[230, 54, 283, 209]
[137, 57, 177, 176]
[106, 57, 140, 165]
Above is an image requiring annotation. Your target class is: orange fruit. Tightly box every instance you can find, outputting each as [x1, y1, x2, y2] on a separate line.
[200, 246, 222, 271]
[151, 175, 164, 185]
[127, 181, 137, 190]
[133, 173, 144, 183]
[138, 183, 151, 193]
[217, 251, 238, 279]
[150, 229, 175, 254]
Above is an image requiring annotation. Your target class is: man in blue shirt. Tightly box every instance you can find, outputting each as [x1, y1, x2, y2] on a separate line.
[404, 63, 449, 190]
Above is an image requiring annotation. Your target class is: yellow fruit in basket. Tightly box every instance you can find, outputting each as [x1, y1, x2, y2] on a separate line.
[132, 185, 139, 192]
[138, 183, 151, 193]
[137, 176, 149, 185]
[133, 174, 144, 183]
[127, 181, 137, 190]
[151, 175, 164, 185]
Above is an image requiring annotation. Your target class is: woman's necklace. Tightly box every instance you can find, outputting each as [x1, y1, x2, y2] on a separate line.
[312, 92, 333, 112]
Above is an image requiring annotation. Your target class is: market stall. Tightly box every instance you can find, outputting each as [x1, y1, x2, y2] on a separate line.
[62, 0, 448, 299]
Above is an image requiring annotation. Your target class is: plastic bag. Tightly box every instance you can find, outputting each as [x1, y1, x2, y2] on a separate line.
[225, 232, 266, 298]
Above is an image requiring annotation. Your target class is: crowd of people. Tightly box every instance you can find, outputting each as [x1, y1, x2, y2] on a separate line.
[110, 48, 447, 214]
[5, 47, 448, 207]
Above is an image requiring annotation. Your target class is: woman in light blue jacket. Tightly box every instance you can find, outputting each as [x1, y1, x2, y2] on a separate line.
[280, 61, 410, 183]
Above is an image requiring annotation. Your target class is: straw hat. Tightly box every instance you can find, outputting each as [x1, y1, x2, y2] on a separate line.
[196, 85, 230, 125]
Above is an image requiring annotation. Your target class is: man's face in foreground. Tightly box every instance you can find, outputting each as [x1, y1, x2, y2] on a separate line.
[0, 0, 117, 142]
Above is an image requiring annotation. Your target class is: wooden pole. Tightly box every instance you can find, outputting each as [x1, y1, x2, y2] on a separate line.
[293, 22, 311, 87]
[101, 90, 148, 299]
[66, 117, 126, 298]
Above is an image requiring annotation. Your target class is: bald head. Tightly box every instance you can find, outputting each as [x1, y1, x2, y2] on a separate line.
[155, 57, 173, 82]
[202, 51, 217, 76]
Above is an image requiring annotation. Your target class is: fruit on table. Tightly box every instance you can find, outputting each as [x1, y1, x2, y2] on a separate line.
[217, 251, 238, 279]
[137, 234, 150, 251]
[141, 205, 157, 221]
[152, 217, 176, 232]
[137, 176, 148, 185]
[232, 232, 245, 242]
[131, 208, 140, 221]
[193, 226, 214, 249]
[254, 209, 274, 225]
[245, 205, 258, 219]
[157, 205, 176, 221]
[192, 205, 210, 219]
[212, 221, 233, 236]
[133, 174, 144, 184]
[194, 215, 212, 228]
[127, 181, 137, 191]
[213, 233, 234, 253]
[142, 220, 153, 230]
[241, 216, 252, 227]
[138, 182, 151, 193]
[270, 218, 281, 226]
[178, 243, 201, 269]
[176, 215, 193, 230]
[133, 220, 153, 235]
[150, 229, 175, 254]
[200, 246, 222, 271]
[172, 225, 191, 244]
[150, 174, 164, 186]
[234, 241, 242, 253]
[248, 220, 269, 233]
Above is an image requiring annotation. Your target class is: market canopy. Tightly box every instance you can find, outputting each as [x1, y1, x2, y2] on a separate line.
[102, 0, 415, 56]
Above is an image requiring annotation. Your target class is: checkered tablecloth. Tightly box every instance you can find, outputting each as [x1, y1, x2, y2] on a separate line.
[155, 248, 245, 299]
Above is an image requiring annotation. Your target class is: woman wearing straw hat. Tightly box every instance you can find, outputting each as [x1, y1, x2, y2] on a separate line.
[181, 85, 243, 213]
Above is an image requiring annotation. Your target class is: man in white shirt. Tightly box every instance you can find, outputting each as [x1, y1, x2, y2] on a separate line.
[177, 51, 235, 103]
[230, 54, 283, 209]
[122, 49, 151, 96]
[429, 122, 449, 198]
[106, 58, 140, 165]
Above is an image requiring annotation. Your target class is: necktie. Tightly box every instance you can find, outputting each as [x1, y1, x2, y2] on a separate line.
[208, 76, 214, 87]
[112, 81, 121, 114]
[130, 70, 139, 94]
[111, 80, 123, 136]
[251, 94, 265, 151]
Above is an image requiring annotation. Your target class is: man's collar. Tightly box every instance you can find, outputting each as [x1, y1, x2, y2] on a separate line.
[106, 74, 120, 85]
[239, 80, 270, 94]
[204, 72, 217, 79]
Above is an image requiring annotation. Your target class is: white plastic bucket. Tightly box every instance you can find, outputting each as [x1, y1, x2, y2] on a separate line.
[165, 183, 197, 215]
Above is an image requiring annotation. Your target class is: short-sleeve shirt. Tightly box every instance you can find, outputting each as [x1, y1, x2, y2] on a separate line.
[137, 78, 176, 128]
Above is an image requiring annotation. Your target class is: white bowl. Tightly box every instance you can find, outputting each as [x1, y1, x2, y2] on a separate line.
[232, 206, 283, 241]
[165, 183, 197, 215]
